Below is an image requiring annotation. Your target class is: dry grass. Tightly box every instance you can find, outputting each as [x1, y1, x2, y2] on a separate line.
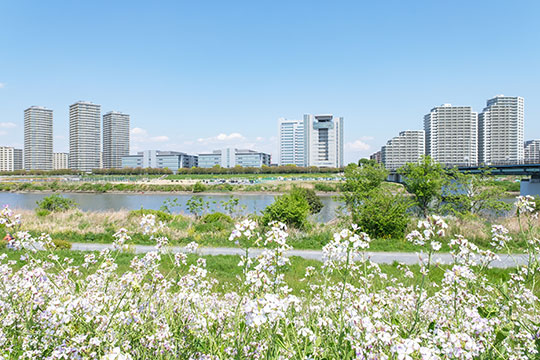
[17, 209, 192, 239]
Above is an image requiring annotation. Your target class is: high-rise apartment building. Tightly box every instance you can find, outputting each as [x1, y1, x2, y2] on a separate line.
[53, 152, 69, 170]
[278, 114, 344, 168]
[524, 140, 540, 164]
[24, 106, 53, 170]
[478, 95, 524, 165]
[381, 130, 425, 171]
[0, 147, 23, 171]
[103, 111, 130, 169]
[69, 101, 101, 172]
[279, 118, 308, 167]
[424, 104, 478, 167]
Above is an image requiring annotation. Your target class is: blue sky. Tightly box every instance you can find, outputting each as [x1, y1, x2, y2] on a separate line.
[1, 0, 539, 163]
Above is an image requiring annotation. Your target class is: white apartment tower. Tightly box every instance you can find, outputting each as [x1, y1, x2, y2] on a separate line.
[103, 111, 130, 169]
[24, 106, 53, 170]
[69, 101, 101, 172]
[524, 140, 540, 164]
[478, 95, 524, 164]
[278, 118, 308, 166]
[53, 152, 69, 170]
[381, 130, 425, 171]
[424, 104, 478, 167]
[0, 147, 23, 171]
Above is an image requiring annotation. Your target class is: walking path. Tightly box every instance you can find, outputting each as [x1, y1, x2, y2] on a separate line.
[70, 242, 531, 268]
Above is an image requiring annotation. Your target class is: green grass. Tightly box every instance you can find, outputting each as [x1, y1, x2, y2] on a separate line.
[0, 248, 520, 295]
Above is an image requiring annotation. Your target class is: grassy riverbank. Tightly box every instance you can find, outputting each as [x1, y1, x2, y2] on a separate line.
[0, 248, 522, 295]
[4, 208, 538, 252]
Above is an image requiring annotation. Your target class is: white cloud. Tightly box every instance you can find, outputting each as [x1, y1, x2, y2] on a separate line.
[346, 139, 371, 151]
[0, 83, 5, 89]
[0, 122, 16, 129]
[197, 132, 246, 144]
[130, 127, 148, 136]
[0, 131, 7, 136]
[130, 127, 169, 147]
[150, 135, 169, 142]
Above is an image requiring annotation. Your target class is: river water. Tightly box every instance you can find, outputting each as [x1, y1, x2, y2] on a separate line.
[0, 192, 343, 223]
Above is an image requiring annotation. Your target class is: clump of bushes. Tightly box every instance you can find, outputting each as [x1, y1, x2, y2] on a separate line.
[192, 182, 207, 193]
[261, 188, 311, 229]
[35, 194, 76, 215]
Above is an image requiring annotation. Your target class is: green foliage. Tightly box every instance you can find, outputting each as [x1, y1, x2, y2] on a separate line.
[293, 187, 323, 214]
[48, 239, 72, 250]
[192, 182, 207, 193]
[398, 156, 449, 217]
[352, 191, 411, 239]
[444, 170, 512, 217]
[195, 212, 234, 233]
[35, 209, 51, 217]
[186, 196, 210, 219]
[128, 209, 173, 222]
[313, 183, 337, 192]
[341, 162, 389, 209]
[201, 212, 233, 224]
[261, 190, 311, 229]
[36, 195, 76, 213]
[219, 196, 245, 217]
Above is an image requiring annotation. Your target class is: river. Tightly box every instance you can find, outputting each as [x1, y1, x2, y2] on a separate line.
[0, 192, 343, 223]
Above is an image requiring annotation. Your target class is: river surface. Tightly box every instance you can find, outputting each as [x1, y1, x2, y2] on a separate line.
[0, 192, 342, 223]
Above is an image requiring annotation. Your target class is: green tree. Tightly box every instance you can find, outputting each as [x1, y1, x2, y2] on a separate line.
[340, 162, 389, 209]
[261, 189, 311, 229]
[444, 169, 512, 217]
[353, 191, 411, 239]
[36, 194, 76, 213]
[294, 187, 324, 214]
[398, 156, 449, 217]
[341, 161, 410, 238]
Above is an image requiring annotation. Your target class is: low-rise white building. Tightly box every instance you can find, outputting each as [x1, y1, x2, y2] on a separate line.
[381, 130, 425, 171]
[198, 148, 271, 168]
[524, 140, 540, 164]
[0, 147, 23, 171]
[53, 152, 69, 170]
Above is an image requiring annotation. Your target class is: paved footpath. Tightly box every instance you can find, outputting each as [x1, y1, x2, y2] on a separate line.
[70, 242, 531, 268]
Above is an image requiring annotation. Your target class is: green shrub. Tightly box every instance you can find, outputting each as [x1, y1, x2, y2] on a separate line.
[294, 187, 323, 214]
[46, 239, 72, 250]
[192, 182, 207, 193]
[352, 191, 411, 239]
[36, 194, 76, 213]
[35, 208, 51, 217]
[201, 212, 233, 224]
[128, 209, 173, 223]
[261, 190, 311, 229]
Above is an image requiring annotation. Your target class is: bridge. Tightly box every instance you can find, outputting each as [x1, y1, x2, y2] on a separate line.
[388, 162, 540, 196]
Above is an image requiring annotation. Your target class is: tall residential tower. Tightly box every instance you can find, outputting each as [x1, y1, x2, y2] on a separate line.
[424, 104, 478, 167]
[69, 101, 101, 172]
[478, 95, 524, 164]
[24, 106, 53, 170]
[278, 118, 308, 167]
[103, 111, 130, 169]
[381, 130, 425, 171]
